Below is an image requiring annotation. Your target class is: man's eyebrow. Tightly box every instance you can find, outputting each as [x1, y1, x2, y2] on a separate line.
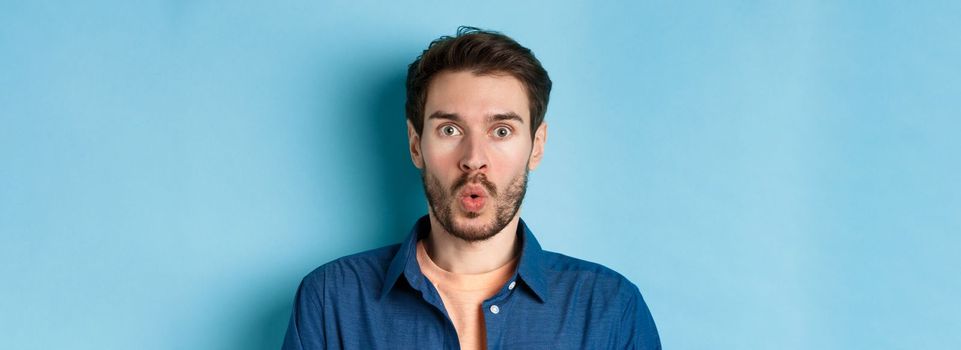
[489, 112, 524, 124]
[427, 111, 460, 121]
[426, 111, 523, 124]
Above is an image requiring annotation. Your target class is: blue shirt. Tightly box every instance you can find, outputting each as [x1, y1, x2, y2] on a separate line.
[282, 216, 660, 349]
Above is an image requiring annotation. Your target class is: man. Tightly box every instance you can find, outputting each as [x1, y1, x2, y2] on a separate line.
[282, 27, 660, 349]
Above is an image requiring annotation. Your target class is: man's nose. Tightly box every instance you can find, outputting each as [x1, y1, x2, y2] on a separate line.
[459, 133, 489, 172]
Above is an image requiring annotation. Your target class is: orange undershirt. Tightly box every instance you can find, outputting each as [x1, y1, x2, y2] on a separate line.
[416, 240, 518, 350]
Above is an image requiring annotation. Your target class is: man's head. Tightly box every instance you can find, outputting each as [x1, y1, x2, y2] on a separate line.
[405, 27, 552, 242]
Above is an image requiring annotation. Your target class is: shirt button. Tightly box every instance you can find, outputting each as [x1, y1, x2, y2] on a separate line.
[508, 281, 516, 290]
[490, 305, 500, 314]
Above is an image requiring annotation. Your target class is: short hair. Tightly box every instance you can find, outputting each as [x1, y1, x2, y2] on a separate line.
[405, 26, 552, 138]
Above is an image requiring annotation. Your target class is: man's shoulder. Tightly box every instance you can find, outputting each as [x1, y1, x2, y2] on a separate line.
[300, 243, 402, 287]
[539, 249, 643, 296]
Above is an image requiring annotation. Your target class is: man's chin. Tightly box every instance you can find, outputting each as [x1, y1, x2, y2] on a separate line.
[461, 210, 482, 219]
[448, 212, 499, 242]
[452, 210, 488, 227]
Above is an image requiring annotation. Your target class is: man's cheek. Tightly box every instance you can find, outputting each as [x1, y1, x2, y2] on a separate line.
[491, 142, 531, 161]
[424, 150, 459, 169]
[424, 138, 461, 154]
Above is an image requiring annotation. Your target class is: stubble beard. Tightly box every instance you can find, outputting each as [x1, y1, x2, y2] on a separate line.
[421, 169, 529, 243]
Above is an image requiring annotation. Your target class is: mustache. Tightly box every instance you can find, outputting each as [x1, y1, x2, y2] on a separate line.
[451, 173, 498, 198]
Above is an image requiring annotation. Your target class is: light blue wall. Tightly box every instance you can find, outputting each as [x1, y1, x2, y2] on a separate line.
[2, 1, 959, 349]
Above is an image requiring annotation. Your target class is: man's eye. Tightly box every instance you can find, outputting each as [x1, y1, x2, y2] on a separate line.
[493, 126, 512, 138]
[441, 125, 461, 136]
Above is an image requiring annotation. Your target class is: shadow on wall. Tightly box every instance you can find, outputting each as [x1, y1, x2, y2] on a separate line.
[361, 63, 429, 246]
[227, 55, 426, 350]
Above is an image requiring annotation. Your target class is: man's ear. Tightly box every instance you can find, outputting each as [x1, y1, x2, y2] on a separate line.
[528, 122, 547, 171]
[407, 120, 425, 169]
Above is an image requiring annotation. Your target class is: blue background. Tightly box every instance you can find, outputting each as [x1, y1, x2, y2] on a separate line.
[2, 1, 959, 349]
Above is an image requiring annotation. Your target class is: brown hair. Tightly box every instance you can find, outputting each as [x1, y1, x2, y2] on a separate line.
[405, 26, 552, 138]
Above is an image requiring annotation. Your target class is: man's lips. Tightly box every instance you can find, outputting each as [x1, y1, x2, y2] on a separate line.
[458, 184, 488, 198]
[460, 196, 486, 212]
[458, 185, 488, 212]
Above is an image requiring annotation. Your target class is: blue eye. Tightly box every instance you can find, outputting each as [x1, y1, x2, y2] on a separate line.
[493, 126, 511, 138]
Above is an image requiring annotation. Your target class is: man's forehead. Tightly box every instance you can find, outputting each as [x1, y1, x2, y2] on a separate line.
[424, 71, 531, 124]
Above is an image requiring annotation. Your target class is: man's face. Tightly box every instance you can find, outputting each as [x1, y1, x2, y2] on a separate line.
[408, 70, 547, 242]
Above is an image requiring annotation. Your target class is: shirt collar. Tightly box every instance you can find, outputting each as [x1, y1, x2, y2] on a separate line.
[380, 215, 548, 303]
[380, 216, 429, 300]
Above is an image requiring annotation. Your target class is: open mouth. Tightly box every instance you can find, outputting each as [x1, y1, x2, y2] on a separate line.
[459, 186, 487, 212]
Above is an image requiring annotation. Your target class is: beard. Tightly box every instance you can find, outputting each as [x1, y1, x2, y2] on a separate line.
[421, 169, 528, 242]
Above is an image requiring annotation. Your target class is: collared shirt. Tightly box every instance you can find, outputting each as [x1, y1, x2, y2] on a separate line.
[282, 216, 661, 349]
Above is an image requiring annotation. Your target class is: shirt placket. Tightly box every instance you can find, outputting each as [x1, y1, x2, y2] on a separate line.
[414, 274, 462, 350]
[481, 275, 521, 350]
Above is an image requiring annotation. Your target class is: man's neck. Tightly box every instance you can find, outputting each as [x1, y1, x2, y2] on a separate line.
[424, 214, 521, 274]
